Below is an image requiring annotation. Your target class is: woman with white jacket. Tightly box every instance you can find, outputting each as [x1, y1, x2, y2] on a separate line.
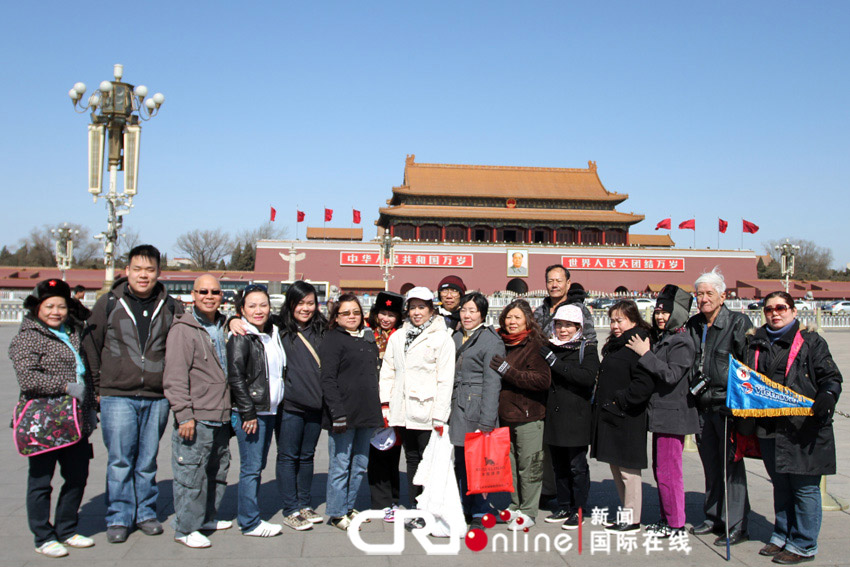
[379, 287, 455, 511]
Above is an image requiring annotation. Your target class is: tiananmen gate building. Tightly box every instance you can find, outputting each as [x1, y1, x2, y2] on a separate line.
[254, 156, 757, 295]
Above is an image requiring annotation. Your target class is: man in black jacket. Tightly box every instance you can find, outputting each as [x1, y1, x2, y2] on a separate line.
[686, 269, 753, 546]
[82, 245, 183, 544]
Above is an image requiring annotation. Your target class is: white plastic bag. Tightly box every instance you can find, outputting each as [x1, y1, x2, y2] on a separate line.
[412, 430, 467, 538]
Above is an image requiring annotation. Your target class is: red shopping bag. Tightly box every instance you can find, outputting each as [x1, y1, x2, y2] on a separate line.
[464, 427, 514, 495]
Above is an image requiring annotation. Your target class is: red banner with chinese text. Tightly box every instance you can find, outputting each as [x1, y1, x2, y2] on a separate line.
[561, 256, 685, 271]
[340, 252, 474, 268]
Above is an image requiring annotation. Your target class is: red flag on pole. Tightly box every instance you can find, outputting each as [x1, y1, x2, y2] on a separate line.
[270, 206, 277, 222]
[678, 219, 696, 230]
[324, 208, 333, 222]
[655, 218, 671, 230]
[296, 210, 305, 222]
[718, 218, 728, 233]
[353, 209, 361, 224]
[742, 219, 760, 234]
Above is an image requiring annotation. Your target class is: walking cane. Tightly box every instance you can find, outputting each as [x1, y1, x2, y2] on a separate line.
[723, 415, 731, 561]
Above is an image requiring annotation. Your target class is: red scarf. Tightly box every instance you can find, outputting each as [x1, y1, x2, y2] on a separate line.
[498, 328, 531, 346]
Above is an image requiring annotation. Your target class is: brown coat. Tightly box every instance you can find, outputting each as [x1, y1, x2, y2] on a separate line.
[163, 311, 231, 424]
[497, 336, 551, 423]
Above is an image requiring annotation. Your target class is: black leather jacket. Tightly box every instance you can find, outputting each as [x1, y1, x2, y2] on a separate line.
[686, 305, 753, 410]
[227, 333, 271, 421]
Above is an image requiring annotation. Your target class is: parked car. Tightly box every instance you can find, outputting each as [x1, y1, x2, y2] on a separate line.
[823, 300, 850, 314]
[747, 300, 764, 310]
[588, 297, 617, 310]
[794, 299, 814, 311]
[221, 290, 238, 305]
[633, 297, 657, 311]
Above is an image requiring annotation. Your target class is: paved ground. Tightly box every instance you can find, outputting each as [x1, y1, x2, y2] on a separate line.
[1, 325, 848, 566]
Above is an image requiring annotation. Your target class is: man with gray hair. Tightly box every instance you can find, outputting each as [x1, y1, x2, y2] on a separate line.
[686, 268, 753, 546]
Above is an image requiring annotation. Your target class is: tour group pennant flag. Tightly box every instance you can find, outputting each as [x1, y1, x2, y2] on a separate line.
[719, 218, 728, 233]
[297, 210, 305, 222]
[270, 206, 277, 222]
[324, 208, 333, 222]
[353, 209, 361, 224]
[655, 218, 671, 230]
[726, 356, 814, 417]
[743, 219, 760, 234]
[678, 219, 696, 230]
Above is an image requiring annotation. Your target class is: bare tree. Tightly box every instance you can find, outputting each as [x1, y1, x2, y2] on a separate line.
[115, 227, 142, 267]
[228, 223, 289, 271]
[763, 238, 834, 280]
[175, 228, 233, 270]
[236, 222, 289, 246]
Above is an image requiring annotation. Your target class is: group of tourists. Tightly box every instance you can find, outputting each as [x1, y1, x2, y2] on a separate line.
[8, 245, 842, 565]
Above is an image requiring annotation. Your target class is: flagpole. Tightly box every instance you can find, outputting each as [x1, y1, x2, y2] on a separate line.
[740, 218, 744, 250]
[723, 416, 731, 561]
[693, 214, 696, 249]
[717, 218, 720, 250]
[296, 204, 299, 241]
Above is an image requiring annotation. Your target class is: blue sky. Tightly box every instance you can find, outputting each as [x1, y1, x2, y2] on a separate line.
[2, 1, 849, 266]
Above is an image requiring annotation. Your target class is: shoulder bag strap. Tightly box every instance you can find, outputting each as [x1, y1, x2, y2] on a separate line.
[297, 331, 321, 369]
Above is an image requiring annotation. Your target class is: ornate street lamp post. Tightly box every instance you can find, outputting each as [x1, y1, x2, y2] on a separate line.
[51, 223, 78, 281]
[379, 231, 401, 291]
[68, 64, 164, 290]
[775, 239, 800, 293]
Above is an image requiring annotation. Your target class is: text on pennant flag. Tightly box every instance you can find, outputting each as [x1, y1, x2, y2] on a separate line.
[726, 356, 814, 418]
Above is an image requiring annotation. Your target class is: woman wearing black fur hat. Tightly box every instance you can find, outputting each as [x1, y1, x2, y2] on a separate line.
[9, 279, 97, 557]
[626, 284, 698, 538]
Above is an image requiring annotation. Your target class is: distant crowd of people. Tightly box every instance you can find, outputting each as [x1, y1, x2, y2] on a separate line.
[8, 244, 842, 565]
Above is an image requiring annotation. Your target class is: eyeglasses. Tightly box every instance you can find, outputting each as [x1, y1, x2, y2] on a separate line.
[764, 304, 791, 315]
[193, 289, 221, 296]
[243, 284, 268, 294]
[338, 310, 362, 317]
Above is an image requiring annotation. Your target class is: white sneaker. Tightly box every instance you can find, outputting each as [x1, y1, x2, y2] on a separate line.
[175, 531, 211, 548]
[507, 513, 536, 531]
[35, 541, 69, 558]
[243, 520, 282, 537]
[200, 520, 233, 531]
[63, 534, 95, 548]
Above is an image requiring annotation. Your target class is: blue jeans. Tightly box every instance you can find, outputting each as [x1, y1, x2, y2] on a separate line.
[760, 438, 822, 557]
[232, 413, 275, 532]
[100, 396, 170, 528]
[326, 427, 374, 518]
[454, 445, 490, 517]
[276, 409, 322, 515]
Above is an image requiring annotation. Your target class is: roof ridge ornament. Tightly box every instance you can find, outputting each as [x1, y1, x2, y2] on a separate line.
[588, 160, 597, 171]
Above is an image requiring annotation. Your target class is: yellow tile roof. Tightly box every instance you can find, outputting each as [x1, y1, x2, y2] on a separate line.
[396, 155, 626, 202]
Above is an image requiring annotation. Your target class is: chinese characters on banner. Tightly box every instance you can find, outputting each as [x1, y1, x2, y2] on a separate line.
[561, 256, 686, 271]
[340, 252, 474, 268]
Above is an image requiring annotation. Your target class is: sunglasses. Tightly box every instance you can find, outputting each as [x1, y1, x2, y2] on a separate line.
[243, 283, 268, 294]
[193, 289, 221, 296]
[764, 304, 792, 315]
[338, 310, 362, 317]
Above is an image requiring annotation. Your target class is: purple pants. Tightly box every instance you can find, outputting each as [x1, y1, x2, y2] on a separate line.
[652, 433, 685, 528]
